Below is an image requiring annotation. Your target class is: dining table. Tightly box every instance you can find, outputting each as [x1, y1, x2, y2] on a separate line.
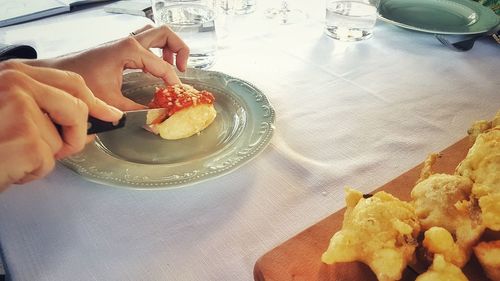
[0, 1, 499, 280]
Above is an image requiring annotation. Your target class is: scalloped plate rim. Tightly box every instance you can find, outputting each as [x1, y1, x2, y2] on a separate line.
[59, 69, 275, 190]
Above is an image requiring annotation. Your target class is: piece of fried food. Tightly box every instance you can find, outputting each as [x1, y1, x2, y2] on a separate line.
[468, 120, 492, 143]
[422, 227, 468, 267]
[321, 188, 420, 281]
[411, 155, 484, 266]
[474, 240, 500, 281]
[494, 111, 500, 128]
[415, 254, 468, 281]
[467, 110, 500, 142]
[475, 190, 500, 232]
[456, 127, 500, 231]
[411, 172, 475, 234]
[411, 173, 483, 265]
[416, 153, 439, 185]
[458, 127, 500, 190]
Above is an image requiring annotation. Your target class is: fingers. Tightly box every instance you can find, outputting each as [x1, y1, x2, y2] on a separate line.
[0, 61, 108, 159]
[91, 97, 125, 121]
[0, 134, 55, 188]
[141, 47, 182, 85]
[133, 25, 190, 72]
[14, 139, 55, 184]
[22, 73, 89, 159]
[86, 135, 95, 144]
[121, 37, 182, 85]
[162, 49, 175, 66]
[10, 62, 123, 122]
[0, 78, 59, 188]
[0, 71, 63, 155]
[131, 24, 154, 35]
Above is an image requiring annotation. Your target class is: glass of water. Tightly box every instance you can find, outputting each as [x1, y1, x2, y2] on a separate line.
[325, 0, 380, 41]
[265, 0, 307, 25]
[152, 0, 217, 69]
[222, 0, 256, 15]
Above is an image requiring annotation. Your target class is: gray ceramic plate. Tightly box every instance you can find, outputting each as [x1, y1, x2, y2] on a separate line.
[378, 0, 499, 34]
[60, 69, 275, 189]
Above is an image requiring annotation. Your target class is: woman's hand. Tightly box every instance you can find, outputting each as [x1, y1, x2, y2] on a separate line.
[27, 25, 190, 110]
[131, 24, 190, 72]
[0, 61, 122, 190]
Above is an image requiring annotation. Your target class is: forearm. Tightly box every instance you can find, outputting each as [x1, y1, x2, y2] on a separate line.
[20, 56, 77, 71]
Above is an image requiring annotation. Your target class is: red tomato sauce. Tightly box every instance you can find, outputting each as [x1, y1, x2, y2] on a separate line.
[148, 85, 215, 118]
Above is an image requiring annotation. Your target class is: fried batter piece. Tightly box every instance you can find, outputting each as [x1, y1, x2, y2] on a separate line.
[467, 110, 500, 142]
[458, 127, 500, 189]
[321, 188, 420, 281]
[494, 111, 500, 128]
[411, 155, 484, 266]
[415, 254, 468, 281]
[457, 126, 500, 231]
[468, 120, 492, 143]
[422, 227, 468, 267]
[467, 110, 500, 140]
[475, 190, 500, 231]
[474, 240, 500, 281]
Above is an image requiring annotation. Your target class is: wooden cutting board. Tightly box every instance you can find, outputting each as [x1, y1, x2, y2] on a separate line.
[254, 137, 494, 281]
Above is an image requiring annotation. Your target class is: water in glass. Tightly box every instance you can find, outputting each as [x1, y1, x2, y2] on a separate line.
[325, 1, 377, 41]
[154, 3, 217, 68]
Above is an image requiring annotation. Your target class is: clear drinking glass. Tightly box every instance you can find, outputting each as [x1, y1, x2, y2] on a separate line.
[152, 0, 217, 68]
[229, 0, 256, 14]
[265, 0, 306, 25]
[325, 0, 380, 41]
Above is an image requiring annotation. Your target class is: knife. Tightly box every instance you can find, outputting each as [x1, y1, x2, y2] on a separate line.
[86, 114, 127, 134]
[54, 108, 164, 135]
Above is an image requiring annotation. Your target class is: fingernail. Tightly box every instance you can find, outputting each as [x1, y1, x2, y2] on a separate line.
[95, 98, 122, 117]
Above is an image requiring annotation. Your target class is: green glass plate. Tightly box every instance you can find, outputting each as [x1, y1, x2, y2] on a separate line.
[60, 70, 275, 189]
[378, 0, 500, 34]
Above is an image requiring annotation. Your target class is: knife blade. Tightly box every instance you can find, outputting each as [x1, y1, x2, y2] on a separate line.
[54, 108, 165, 135]
[86, 108, 166, 134]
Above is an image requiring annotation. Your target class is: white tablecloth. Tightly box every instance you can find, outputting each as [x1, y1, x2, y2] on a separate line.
[0, 2, 499, 280]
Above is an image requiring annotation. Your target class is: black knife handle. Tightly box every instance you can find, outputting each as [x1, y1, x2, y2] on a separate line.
[54, 114, 127, 135]
[87, 115, 127, 134]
